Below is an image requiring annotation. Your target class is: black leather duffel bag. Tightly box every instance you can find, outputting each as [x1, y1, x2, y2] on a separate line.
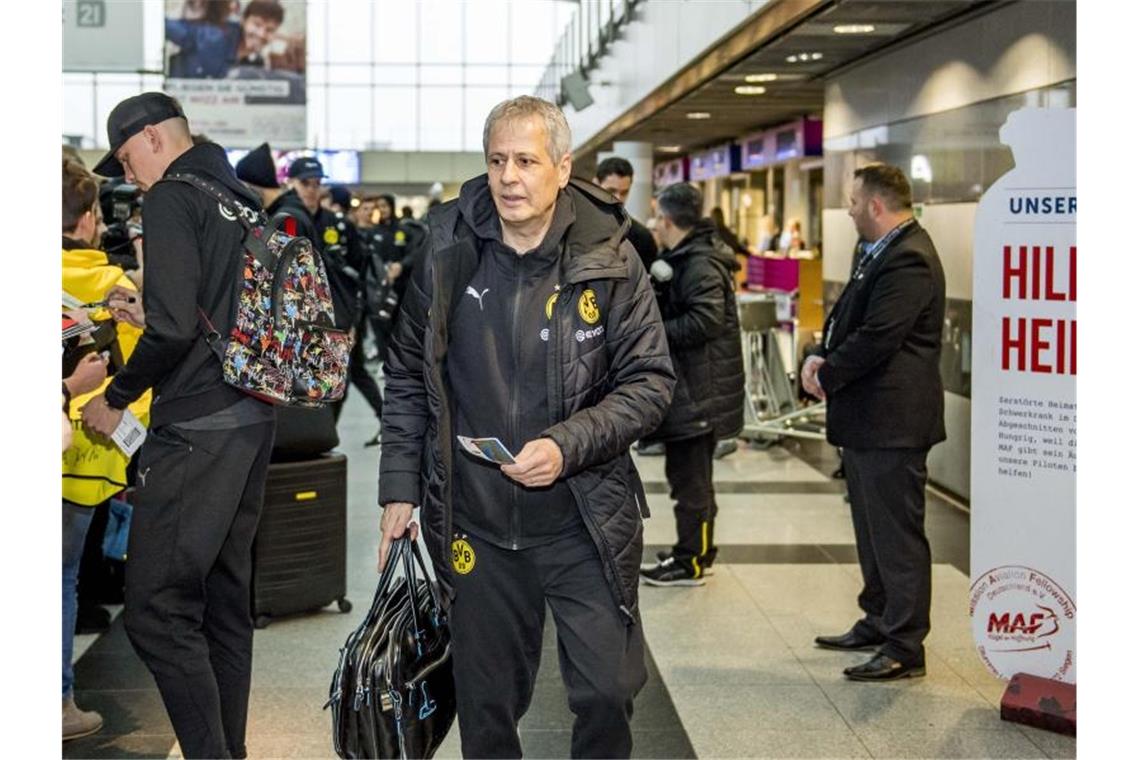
[327, 537, 455, 759]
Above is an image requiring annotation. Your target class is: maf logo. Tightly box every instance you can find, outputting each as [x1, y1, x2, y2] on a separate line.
[987, 607, 1059, 637]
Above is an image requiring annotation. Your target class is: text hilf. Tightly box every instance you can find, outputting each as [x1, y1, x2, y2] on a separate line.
[1000, 245, 1076, 376]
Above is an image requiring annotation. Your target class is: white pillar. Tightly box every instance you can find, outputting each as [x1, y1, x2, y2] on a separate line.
[597, 141, 654, 224]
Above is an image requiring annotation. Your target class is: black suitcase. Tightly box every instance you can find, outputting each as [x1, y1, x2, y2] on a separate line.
[252, 453, 353, 628]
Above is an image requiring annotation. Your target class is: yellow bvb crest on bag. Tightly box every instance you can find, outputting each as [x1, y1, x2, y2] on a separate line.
[451, 538, 476, 575]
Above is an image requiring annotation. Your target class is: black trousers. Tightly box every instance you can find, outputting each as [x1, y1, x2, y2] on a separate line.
[335, 316, 384, 424]
[664, 432, 718, 570]
[843, 446, 932, 665]
[449, 527, 647, 759]
[123, 421, 274, 759]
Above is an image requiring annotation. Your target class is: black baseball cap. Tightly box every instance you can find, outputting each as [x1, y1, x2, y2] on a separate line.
[93, 92, 187, 177]
[328, 185, 352, 209]
[236, 143, 279, 189]
[288, 156, 326, 180]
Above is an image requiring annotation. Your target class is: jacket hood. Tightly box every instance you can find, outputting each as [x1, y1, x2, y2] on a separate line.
[267, 187, 311, 217]
[665, 218, 741, 272]
[62, 244, 111, 271]
[455, 174, 632, 282]
[164, 142, 263, 210]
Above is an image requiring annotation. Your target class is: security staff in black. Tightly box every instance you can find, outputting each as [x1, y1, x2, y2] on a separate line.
[803, 164, 946, 682]
[82, 92, 275, 759]
[638, 183, 745, 587]
[361, 194, 421, 359]
[377, 97, 675, 759]
[282, 157, 384, 438]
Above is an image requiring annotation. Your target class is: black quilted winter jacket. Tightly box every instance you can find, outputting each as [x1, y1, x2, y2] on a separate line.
[377, 176, 676, 623]
[643, 219, 745, 443]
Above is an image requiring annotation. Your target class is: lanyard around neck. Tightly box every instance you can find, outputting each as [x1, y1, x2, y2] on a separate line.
[852, 218, 914, 281]
[825, 218, 915, 351]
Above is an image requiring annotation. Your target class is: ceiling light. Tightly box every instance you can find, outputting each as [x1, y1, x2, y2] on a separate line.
[786, 52, 823, 63]
[734, 85, 767, 95]
[686, 112, 711, 120]
[745, 73, 778, 83]
[834, 24, 875, 34]
[659, 145, 682, 153]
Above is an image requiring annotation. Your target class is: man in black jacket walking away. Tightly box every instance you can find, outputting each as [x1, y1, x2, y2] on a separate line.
[377, 95, 675, 759]
[82, 93, 275, 758]
[802, 164, 946, 682]
[639, 183, 745, 587]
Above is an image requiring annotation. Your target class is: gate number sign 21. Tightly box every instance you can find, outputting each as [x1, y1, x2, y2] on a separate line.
[76, 0, 105, 28]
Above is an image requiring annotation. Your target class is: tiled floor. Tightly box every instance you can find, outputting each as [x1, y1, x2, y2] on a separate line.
[64, 387, 1077, 759]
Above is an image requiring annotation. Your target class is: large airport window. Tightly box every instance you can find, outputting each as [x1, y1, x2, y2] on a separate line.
[62, 0, 577, 152]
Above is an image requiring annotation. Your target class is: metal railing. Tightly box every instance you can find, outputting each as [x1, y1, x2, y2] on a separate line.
[536, 0, 644, 105]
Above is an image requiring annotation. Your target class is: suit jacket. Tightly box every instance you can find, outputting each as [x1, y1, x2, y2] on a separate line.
[816, 221, 946, 449]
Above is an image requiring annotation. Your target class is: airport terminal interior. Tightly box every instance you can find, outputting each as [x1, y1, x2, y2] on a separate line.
[59, 0, 1080, 758]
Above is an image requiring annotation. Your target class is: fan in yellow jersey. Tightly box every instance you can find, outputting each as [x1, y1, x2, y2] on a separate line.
[61, 158, 151, 742]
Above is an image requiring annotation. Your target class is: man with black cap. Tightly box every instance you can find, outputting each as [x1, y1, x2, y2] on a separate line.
[81, 92, 275, 759]
[284, 156, 384, 442]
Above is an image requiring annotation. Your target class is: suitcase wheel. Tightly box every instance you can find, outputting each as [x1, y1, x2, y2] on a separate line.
[337, 597, 353, 614]
[254, 614, 272, 629]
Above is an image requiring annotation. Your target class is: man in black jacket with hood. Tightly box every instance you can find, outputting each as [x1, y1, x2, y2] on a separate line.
[639, 182, 745, 587]
[377, 96, 675, 758]
[82, 93, 274, 759]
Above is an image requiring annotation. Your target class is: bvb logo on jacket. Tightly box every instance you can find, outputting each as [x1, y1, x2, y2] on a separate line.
[578, 288, 600, 325]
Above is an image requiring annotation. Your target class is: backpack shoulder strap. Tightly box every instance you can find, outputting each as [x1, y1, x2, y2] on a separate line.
[160, 172, 265, 229]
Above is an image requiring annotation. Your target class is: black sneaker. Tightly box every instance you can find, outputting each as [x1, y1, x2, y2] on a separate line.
[643, 551, 715, 576]
[640, 556, 706, 587]
[75, 604, 111, 635]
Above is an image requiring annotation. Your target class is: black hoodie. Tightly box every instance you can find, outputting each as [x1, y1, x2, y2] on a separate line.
[448, 182, 581, 549]
[104, 143, 270, 426]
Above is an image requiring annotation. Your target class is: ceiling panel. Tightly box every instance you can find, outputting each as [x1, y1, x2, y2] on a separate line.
[596, 0, 993, 159]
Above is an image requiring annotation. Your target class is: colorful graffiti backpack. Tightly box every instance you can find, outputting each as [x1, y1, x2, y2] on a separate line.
[162, 172, 352, 407]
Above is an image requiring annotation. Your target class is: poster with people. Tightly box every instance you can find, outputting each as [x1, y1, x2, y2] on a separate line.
[163, 0, 306, 147]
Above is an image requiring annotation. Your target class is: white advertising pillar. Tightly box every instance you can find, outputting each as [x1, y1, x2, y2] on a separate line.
[597, 141, 654, 223]
[969, 107, 1076, 684]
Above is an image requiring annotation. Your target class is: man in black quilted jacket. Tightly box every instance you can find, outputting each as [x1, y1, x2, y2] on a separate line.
[376, 95, 675, 758]
[639, 182, 745, 587]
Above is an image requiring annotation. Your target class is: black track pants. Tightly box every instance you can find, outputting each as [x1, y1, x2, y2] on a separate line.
[448, 527, 647, 759]
[664, 432, 718, 570]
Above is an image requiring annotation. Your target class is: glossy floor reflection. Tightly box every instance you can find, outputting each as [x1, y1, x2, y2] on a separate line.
[65, 386, 1076, 759]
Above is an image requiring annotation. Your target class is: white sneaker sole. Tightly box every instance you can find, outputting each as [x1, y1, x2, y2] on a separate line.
[63, 720, 104, 742]
[640, 575, 707, 587]
[640, 561, 715, 577]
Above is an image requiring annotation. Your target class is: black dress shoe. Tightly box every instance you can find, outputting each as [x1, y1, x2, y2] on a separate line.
[814, 629, 884, 652]
[843, 653, 925, 681]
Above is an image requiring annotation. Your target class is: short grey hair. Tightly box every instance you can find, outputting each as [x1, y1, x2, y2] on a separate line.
[482, 96, 572, 163]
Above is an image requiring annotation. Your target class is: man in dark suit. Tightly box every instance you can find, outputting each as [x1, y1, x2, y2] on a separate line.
[801, 164, 946, 681]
